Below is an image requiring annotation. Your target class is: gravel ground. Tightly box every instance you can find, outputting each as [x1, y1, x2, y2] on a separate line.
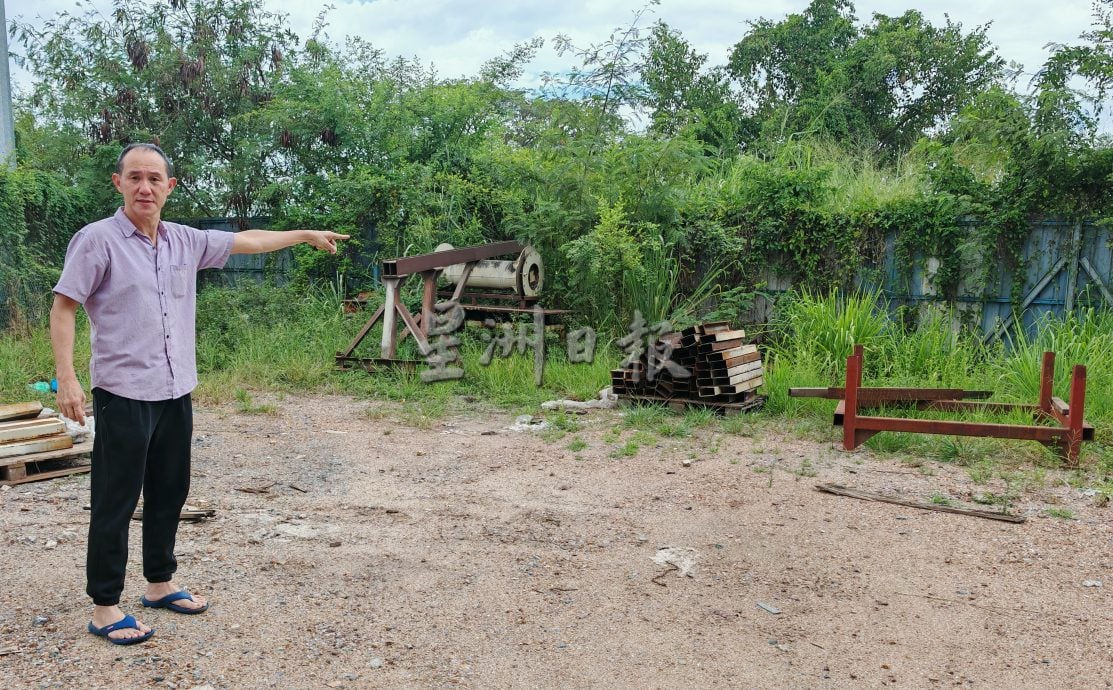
[1, 393, 1110, 689]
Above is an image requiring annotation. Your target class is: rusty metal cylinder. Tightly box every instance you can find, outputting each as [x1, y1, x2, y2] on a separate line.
[436, 243, 544, 297]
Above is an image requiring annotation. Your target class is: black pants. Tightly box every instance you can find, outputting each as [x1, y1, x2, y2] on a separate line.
[87, 388, 193, 606]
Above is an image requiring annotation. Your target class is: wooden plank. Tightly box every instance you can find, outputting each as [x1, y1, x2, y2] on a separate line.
[1064, 221, 1083, 314]
[693, 322, 731, 335]
[618, 392, 765, 414]
[82, 504, 215, 521]
[0, 402, 43, 422]
[0, 440, 93, 467]
[0, 435, 73, 460]
[0, 417, 57, 428]
[0, 420, 65, 444]
[0, 463, 90, 486]
[815, 483, 1026, 524]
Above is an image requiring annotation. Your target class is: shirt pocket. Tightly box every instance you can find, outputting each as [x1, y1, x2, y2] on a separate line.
[170, 263, 192, 298]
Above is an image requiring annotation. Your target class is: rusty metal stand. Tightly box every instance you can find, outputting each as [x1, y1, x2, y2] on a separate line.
[335, 241, 522, 368]
[835, 346, 1093, 467]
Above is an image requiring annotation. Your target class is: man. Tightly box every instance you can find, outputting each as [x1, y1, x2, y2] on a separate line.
[50, 143, 348, 644]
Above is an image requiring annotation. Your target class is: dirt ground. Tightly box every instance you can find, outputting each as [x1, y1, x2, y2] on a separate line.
[1, 392, 1110, 689]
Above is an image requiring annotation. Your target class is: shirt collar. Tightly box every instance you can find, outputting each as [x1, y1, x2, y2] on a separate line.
[114, 207, 167, 240]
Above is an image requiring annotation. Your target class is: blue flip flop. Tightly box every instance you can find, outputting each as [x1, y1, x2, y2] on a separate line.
[141, 590, 209, 614]
[87, 614, 154, 645]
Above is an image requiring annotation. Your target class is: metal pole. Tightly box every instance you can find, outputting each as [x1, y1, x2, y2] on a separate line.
[0, 1, 15, 168]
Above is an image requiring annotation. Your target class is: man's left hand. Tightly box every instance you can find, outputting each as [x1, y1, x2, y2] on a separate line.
[306, 231, 350, 254]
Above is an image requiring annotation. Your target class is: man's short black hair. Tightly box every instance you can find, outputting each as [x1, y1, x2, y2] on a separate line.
[116, 143, 174, 178]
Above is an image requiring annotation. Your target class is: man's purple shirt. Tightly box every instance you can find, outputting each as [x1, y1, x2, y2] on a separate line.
[54, 208, 234, 401]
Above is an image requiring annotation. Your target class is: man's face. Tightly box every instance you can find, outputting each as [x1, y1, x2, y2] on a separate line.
[112, 148, 177, 225]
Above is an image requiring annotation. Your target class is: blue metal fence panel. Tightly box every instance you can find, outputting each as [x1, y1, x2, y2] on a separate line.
[755, 219, 1112, 338]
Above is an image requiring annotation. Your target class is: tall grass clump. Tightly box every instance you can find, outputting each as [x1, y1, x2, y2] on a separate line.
[992, 308, 1113, 421]
[194, 280, 357, 402]
[763, 288, 888, 414]
[769, 288, 888, 371]
[877, 305, 991, 387]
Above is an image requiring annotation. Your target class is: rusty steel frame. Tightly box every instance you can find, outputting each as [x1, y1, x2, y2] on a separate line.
[837, 346, 1092, 467]
[336, 242, 523, 365]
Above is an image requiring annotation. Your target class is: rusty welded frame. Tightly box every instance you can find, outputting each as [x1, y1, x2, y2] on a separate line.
[336, 242, 523, 367]
[836, 346, 1093, 467]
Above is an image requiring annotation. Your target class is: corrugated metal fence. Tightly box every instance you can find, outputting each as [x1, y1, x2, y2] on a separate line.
[753, 218, 1113, 339]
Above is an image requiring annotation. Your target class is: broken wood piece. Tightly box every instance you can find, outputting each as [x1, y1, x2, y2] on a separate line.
[235, 482, 277, 494]
[83, 504, 215, 521]
[0, 402, 44, 422]
[815, 483, 1025, 523]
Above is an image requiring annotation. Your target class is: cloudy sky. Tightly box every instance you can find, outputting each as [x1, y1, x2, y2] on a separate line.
[2, 0, 1101, 94]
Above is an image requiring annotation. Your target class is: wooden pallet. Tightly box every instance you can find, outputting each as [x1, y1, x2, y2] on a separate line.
[0, 440, 93, 485]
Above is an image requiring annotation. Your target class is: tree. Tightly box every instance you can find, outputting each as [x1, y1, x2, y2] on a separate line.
[12, 0, 300, 219]
[727, 0, 1005, 154]
[639, 22, 746, 153]
[1035, 0, 1113, 139]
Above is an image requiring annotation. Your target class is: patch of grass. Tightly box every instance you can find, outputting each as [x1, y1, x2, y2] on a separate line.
[719, 414, 755, 436]
[1044, 507, 1075, 520]
[929, 493, 954, 506]
[602, 426, 622, 444]
[966, 461, 994, 484]
[540, 428, 568, 444]
[398, 399, 446, 429]
[972, 491, 1013, 506]
[622, 403, 668, 430]
[795, 458, 818, 477]
[683, 408, 717, 429]
[657, 419, 692, 438]
[610, 440, 640, 458]
[234, 389, 277, 415]
[567, 437, 588, 452]
[547, 411, 582, 433]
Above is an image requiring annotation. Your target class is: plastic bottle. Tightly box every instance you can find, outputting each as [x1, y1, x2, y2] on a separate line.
[28, 381, 51, 393]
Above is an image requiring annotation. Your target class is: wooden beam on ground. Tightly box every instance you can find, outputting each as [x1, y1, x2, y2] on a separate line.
[0, 402, 43, 422]
[816, 483, 1026, 523]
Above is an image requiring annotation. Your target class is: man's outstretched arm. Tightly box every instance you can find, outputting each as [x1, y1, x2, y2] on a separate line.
[231, 229, 350, 255]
